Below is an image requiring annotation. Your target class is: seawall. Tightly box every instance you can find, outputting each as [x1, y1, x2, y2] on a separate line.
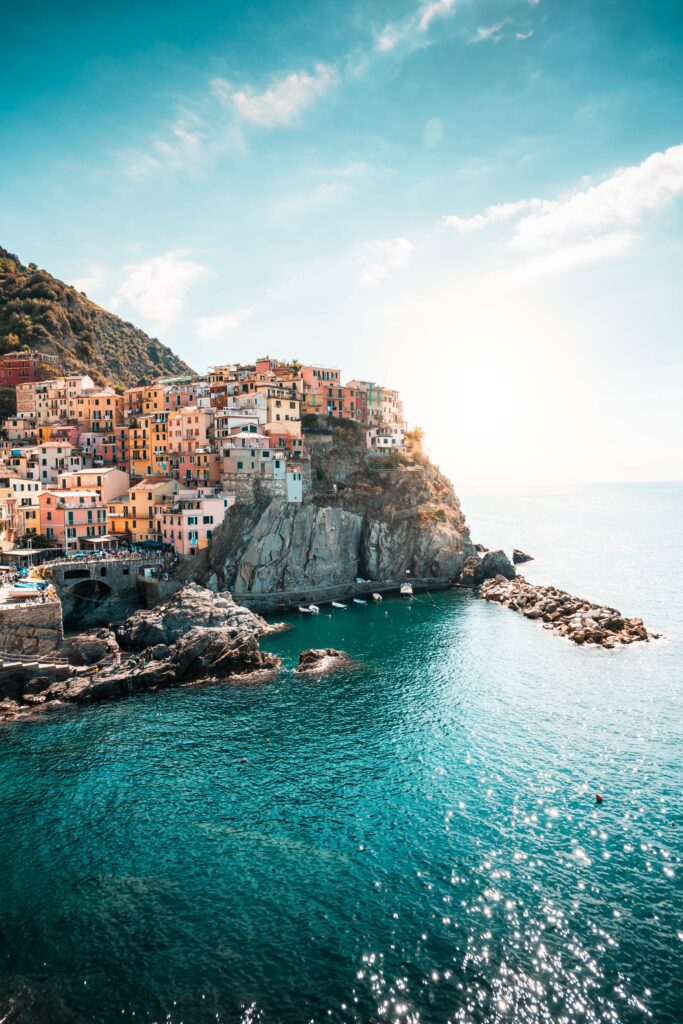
[235, 576, 454, 613]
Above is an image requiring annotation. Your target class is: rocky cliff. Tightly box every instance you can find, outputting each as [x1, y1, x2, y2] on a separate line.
[188, 420, 477, 595]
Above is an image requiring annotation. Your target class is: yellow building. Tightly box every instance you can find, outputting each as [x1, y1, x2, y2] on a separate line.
[127, 412, 170, 479]
[108, 476, 178, 543]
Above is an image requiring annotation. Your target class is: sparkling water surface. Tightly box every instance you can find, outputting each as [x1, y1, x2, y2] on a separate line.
[0, 482, 681, 1024]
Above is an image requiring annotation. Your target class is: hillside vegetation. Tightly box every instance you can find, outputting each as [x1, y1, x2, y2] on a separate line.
[0, 247, 194, 389]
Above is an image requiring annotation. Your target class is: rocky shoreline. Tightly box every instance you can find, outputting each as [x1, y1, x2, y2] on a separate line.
[0, 545, 659, 723]
[478, 574, 659, 647]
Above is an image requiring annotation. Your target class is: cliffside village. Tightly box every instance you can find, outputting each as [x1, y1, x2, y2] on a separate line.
[0, 352, 406, 561]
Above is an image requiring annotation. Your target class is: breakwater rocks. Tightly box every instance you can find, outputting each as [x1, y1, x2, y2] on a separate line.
[478, 575, 658, 648]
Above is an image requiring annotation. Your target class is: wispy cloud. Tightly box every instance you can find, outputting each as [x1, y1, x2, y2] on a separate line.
[515, 30, 534, 41]
[442, 142, 683, 273]
[111, 252, 212, 328]
[470, 22, 506, 44]
[211, 63, 337, 128]
[274, 161, 371, 218]
[194, 308, 251, 340]
[512, 232, 637, 282]
[360, 237, 414, 286]
[125, 114, 204, 179]
[376, 0, 460, 53]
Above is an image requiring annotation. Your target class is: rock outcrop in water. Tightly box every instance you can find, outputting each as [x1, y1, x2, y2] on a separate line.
[295, 648, 351, 675]
[186, 420, 478, 596]
[513, 549, 534, 564]
[478, 575, 658, 647]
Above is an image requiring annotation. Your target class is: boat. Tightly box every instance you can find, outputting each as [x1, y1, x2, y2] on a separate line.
[331, 601, 347, 609]
[353, 598, 367, 605]
[10, 586, 41, 600]
[372, 593, 383, 602]
[309, 605, 320, 614]
[298, 605, 313, 614]
[400, 582, 413, 597]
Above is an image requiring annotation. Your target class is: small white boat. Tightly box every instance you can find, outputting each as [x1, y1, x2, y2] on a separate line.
[309, 604, 320, 614]
[331, 601, 347, 609]
[372, 593, 383, 602]
[298, 605, 313, 614]
[353, 598, 367, 605]
[400, 582, 413, 597]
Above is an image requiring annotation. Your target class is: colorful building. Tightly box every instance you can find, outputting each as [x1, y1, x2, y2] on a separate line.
[39, 490, 108, 552]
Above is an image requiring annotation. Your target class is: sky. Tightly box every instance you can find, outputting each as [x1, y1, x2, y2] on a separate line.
[1, 0, 682, 485]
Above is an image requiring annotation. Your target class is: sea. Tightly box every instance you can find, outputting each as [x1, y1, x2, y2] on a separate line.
[0, 481, 680, 1024]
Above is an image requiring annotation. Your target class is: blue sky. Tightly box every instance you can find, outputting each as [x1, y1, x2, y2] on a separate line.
[2, 0, 683, 484]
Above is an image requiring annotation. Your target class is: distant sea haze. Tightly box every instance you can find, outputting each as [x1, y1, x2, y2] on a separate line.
[0, 480, 680, 1024]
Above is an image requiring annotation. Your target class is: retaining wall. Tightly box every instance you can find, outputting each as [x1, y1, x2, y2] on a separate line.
[0, 599, 64, 660]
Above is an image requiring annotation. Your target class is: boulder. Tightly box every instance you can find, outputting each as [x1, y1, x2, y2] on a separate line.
[512, 549, 534, 564]
[460, 550, 516, 586]
[62, 629, 119, 667]
[294, 648, 350, 675]
[116, 583, 269, 650]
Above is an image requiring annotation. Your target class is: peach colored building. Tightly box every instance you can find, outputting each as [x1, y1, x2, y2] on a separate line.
[57, 467, 129, 503]
[74, 387, 124, 431]
[167, 406, 213, 455]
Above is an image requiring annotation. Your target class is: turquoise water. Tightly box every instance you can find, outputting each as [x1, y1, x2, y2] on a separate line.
[0, 482, 681, 1024]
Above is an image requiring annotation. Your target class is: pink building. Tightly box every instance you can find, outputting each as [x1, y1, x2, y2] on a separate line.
[177, 448, 222, 488]
[155, 488, 235, 558]
[39, 490, 109, 552]
[167, 406, 213, 455]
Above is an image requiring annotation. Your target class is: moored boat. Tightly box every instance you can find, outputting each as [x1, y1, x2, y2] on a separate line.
[331, 601, 347, 609]
[400, 582, 413, 597]
[353, 598, 367, 605]
[372, 593, 382, 602]
[309, 604, 320, 614]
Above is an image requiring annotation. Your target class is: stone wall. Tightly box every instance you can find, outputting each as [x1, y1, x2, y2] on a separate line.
[0, 599, 64, 659]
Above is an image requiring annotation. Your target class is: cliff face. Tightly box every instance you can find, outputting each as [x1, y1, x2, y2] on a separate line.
[191, 420, 475, 594]
[0, 247, 194, 388]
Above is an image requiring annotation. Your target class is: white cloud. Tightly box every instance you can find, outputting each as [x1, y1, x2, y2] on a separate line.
[211, 63, 337, 127]
[111, 252, 212, 328]
[360, 238, 414, 286]
[471, 22, 506, 44]
[194, 308, 251, 340]
[72, 264, 107, 295]
[513, 143, 683, 251]
[126, 115, 204, 179]
[442, 143, 683, 273]
[442, 198, 545, 233]
[516, 30, 534, 40]
[376, 0, 460, 52]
